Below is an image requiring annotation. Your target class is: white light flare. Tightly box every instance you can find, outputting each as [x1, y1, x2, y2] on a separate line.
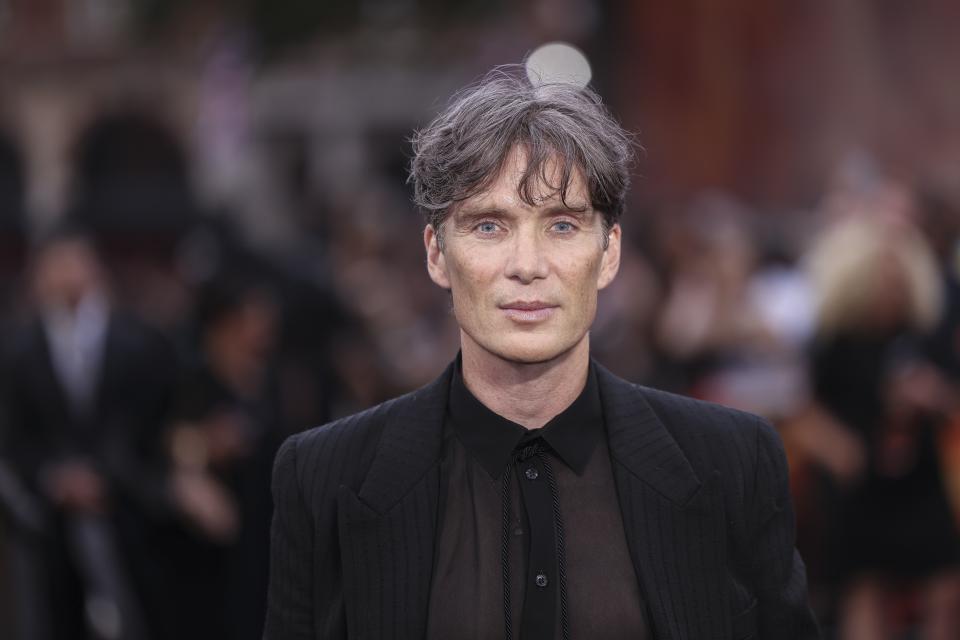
[525, 42, 592, 89]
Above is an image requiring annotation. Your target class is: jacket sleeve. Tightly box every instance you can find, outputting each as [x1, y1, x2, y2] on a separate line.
[749, 418, 821, 639]
[264, 433, 347, 639]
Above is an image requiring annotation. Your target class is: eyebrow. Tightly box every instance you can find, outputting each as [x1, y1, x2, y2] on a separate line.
[448, 208, 504, 231]
[455, 202, 592, 222]
[544, 203, 591, 216]
[454, 206, 508, 220]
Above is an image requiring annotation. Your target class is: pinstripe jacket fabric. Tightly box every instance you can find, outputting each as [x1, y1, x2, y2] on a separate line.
[264, 360, 820, 640]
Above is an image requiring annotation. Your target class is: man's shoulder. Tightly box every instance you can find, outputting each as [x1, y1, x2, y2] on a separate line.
[634, 383, 784, 474]
[597, 362, 769, 439]
[295, 395, 399, 448]
[596, 363, 779, 472]
[282, 392, 406, 467]
[637, 384, 769, 437]
[290, 368, 448, 452]
[275, 368, 451, 500]
[271, 395, 401, 508]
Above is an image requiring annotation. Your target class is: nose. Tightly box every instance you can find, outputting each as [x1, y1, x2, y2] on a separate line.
[504, 226, 549, 284]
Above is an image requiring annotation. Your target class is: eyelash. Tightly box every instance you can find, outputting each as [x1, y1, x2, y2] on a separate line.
[474, 221, 501, 234]
[472, 220, 579, 235]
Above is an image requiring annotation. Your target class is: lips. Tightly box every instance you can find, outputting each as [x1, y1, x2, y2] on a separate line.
[499, 301, 558, 323]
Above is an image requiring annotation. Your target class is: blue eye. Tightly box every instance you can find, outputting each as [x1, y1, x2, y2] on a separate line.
[476, 222, 499, 234]
[552, 221, 575, 233]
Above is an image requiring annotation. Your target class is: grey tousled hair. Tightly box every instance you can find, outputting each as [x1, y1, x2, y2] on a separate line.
[408, 66, 635, 246]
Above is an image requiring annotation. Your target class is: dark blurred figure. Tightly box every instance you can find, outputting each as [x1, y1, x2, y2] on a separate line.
[0, 133, 28, 319]
[805, 187, 960, 639]
[165, 275, 284, 640]
[0, 228, 179, 640]
[917, 185, 960, 380]
[0, 131, 30, 636]
[651, 193, 781, 396]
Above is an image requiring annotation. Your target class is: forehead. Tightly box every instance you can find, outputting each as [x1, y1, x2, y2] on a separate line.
[455, 145, 591, 215]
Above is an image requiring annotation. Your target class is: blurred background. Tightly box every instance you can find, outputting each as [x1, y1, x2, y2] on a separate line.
[0, 0, 959, 638]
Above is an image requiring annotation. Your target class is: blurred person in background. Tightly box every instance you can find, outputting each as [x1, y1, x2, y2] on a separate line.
[0, 227, 179, 640]
[651, 193, 803, 405]
[803, 184, 960, 639]
[588, 232, 661, 386]
[915, 185, 960, 584]
[916, 184, 960, 381]
[265, 67, 819, 640]
[323, 186, 461, 407]
[165, 274, 285, 640]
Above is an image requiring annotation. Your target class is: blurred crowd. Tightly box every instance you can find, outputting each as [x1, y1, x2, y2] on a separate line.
[0, 225, 327, 640]
[0, 139, 958, 639]
[0, 2, 958, 638]
[593, 172, 960, 639]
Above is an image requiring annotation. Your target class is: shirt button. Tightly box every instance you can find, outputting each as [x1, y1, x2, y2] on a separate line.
[524, 467, 539, 480]
[535, 573, 548, 588]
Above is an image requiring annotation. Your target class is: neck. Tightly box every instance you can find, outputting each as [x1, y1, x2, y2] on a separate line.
[460, 333, 591, 429]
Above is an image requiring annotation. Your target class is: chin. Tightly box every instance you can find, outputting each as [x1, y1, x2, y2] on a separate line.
[483, 334, 580, 365]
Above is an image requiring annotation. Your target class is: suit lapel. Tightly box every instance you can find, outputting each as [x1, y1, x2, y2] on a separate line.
[90, 313, 117, 426]
[337, 363, 452, 639]
[338, 360, 733, 639]
[597, 364, 731, 640]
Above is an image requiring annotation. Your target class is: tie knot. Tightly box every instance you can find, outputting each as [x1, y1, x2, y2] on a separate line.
[515, 438, 545, 462]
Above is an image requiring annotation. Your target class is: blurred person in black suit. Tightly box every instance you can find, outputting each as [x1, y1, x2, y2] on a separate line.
[0, 228, 178, 640]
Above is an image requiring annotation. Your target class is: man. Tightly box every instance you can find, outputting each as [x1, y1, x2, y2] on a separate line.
[1, 228, 178, 639]
[265, 68, 819, 639]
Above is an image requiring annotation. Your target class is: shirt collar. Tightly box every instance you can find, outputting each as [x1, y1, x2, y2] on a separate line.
[448, 355, 603, 479]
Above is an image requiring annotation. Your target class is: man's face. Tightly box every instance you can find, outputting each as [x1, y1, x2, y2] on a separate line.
[424, 146, 621, 364]
[33, 240, 104, 312]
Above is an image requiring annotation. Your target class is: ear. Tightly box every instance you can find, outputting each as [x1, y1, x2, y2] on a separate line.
[424, 225, 451, 289]
[597, 223, 621, 290]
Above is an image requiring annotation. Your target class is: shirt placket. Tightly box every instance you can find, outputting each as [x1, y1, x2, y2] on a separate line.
[515, 443, 564, 640]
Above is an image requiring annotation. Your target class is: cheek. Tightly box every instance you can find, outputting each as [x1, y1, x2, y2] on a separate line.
[449, 251, 499, 288]
[445, 254, 496, 313]
[562, 253, 604, 297]
[559, 255, 604, 328]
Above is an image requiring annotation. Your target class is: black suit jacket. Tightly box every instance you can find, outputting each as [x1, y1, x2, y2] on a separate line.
[1, 312, 176, 514]
[1, 312, 179, 639]
[265, 361, 819, 640]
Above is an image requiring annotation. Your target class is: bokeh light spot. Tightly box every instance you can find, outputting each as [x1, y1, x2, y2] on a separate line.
[525, 42, 592, 89]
